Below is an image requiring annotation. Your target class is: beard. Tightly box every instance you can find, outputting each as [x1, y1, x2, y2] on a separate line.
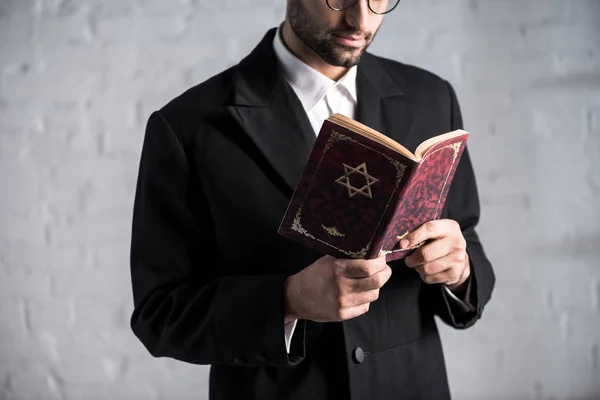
[287, 0, 377, 68]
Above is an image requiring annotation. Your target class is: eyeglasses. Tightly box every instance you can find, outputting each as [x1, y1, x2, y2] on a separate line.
[326, 0, 401, 15]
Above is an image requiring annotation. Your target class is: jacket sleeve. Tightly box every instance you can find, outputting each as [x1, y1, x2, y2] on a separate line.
[426, 82, 496, 329]
[129, 110, 305, 367]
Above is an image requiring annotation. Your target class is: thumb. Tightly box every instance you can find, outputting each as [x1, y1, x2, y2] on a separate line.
[397, 231, 413, 250]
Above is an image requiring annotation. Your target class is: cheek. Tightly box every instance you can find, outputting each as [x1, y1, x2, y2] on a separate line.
[325, 15, 347, 32]
[368, 17, 384, 35]
[310, 0, 340, 26]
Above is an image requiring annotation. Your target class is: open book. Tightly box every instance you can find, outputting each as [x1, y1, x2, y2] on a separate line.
[330, 114, 467, 162]
[278, 114, 469, 261]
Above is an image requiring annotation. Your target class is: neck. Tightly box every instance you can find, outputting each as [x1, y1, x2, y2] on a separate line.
[281, 20, 348, 81]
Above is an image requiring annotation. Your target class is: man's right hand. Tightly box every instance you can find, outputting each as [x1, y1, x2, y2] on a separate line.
[283, 252, 391, 323]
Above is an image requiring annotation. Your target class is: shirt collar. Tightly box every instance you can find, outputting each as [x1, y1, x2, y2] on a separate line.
[272, 24, 358, 112]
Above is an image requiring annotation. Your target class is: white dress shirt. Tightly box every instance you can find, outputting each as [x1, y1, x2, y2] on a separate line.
[272, 25, 474, 353]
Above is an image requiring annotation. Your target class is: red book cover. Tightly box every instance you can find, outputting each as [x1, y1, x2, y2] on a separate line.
[278, 115, 468, 262]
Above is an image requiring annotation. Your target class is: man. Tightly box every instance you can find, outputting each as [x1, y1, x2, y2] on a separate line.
[129, 0, 495, 398]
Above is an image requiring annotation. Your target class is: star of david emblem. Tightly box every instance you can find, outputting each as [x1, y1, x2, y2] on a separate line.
[335, 162, 379, 199]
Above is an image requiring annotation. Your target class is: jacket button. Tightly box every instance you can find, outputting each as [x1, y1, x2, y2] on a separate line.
[255, 354, 268, 363]
[234, 357, 246, 365]
[352, 347, 365, 364]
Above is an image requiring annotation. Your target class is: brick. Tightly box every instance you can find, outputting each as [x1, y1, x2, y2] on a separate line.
[554, 50, 600, 76]
[84, 0, 137, 20]
[522, 23, 600, 55]
[70, 295, 131, 331]
[63, 385, 159, 400]
[35, 330, 61, 363]
[0, 4, 35, 70]
[37, 0, 84, 18]
[0, 328, 58, 364]
[0, 241, 42, 273]
[0, 300, 28, 339]
[0, 102, 44, 137]
[45, 205, 131, 248]
[34, 157, 138, 222]
[25, 298, 75, 333]
[568, 0, 600, 25]
[502, 343, 599, 399]
[460, 54, 560, 94]
[94, 14, 183, 45]
[1, 363, 63, 400]
[49, 269, 131, 300]
[593, 280, 600, 311]
[73, 329, 150, 360]
[42, 243, 95, 272]
[429, 26, 527, 56]
[63, 357, 162, 400]
[51, 353, 126, 388]
[539, 260, 600, 309]
[93, 242, 132, 274]
[0, 0, 35, 18]
[562, 311, 600, 345]
[146, 359, 211, 400]
[461, 0, 572, 27]
[0, 271, 52, 299]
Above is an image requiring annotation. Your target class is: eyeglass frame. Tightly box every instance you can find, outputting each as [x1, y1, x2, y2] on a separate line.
[325, 0, 401, 15]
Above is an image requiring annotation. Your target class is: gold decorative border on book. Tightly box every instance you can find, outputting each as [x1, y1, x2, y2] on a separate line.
[291, 207, 315, 240]
[381, 154, 407, 185]
[289, 129, 407, 259]
[396, 231, 409, 241]
[338, 242, 373, 259]
[322, 225, 345, 237]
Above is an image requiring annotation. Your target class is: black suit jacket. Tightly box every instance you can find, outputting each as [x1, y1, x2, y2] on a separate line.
[130, 28, 495, 400]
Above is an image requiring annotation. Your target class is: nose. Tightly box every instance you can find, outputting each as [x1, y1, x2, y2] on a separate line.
[344, 0, 370, 32]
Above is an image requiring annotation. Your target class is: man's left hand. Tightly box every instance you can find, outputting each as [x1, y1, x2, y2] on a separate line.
[400, 219, 470, 295]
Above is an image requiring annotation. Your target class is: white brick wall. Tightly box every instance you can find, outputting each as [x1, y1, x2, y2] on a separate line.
[1, 0, 599, 399]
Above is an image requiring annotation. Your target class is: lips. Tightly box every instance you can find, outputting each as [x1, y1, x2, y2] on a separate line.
[333, 33, 366, 47]
[335, 34, 364, 41]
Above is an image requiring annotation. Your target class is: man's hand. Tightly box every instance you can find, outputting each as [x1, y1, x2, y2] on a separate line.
[284, 252, 391, 323]
[400, 220, 470, 295]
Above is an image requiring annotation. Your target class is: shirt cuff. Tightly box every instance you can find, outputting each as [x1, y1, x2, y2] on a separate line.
[284, 319, 298, 353]
[443, 276, 476, 313]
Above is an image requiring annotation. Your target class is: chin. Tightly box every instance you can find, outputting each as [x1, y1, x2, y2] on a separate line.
[334, 50, 364, 67]
[315, 41, 366, 68]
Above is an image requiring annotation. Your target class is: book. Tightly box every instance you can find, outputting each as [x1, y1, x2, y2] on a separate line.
[277, 113, 469, 262]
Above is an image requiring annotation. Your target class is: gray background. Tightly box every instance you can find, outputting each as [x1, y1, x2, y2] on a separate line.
[1, 0, 599, 399]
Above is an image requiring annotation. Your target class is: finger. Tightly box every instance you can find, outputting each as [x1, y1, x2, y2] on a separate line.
[415, 259, 449, 277]
[350, 265, 392, 292]
[341, 252, 387, 278]
[417, 262, 464, 286]
[405, 237, 453, 268]
[338, 288, 381, 309]
[336, 303, 371, 321]
[399, 219, 456, 250]
[446, 262, 470, 290]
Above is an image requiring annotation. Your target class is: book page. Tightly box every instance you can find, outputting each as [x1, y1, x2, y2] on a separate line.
[328, 114, 417, 161]
[414, 129, 469, 159]
[328, 114, 468, 162]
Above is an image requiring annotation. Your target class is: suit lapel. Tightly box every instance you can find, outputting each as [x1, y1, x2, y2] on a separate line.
[228, 29, 315, 195]
[227, 31, 415, 197]
[356, 54, 414, 150]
